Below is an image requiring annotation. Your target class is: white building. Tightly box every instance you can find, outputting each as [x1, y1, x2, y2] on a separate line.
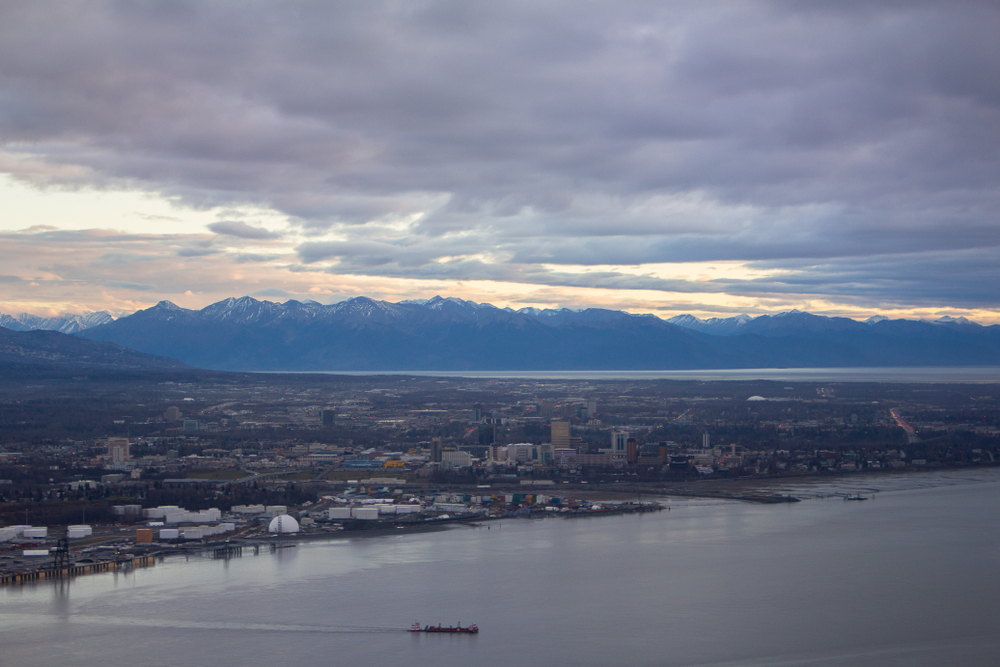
[107, 438, 130, 464]
[440, 450, 472, 467]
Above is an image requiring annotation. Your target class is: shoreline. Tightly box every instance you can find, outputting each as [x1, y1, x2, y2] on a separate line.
[5, 466, 998, 589]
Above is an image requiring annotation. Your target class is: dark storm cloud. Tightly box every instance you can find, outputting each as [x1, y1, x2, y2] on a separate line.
[1, 1, 998, 309]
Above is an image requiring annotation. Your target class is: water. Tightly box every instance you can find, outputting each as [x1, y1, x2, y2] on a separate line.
[3, 469, 1000, 666]
[304, 366, 1000, 382]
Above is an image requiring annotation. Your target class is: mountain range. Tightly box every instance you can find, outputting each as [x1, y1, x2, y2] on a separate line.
[0, 310, 115, 334]
[8, 295, 983, 372]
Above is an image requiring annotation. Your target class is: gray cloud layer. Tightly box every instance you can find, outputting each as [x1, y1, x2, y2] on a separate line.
[208, 221, 282, 240]
[1, 1, 998, 310]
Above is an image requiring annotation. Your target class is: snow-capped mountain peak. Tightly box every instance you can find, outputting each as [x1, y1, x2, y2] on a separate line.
[0, 310, 117, 334]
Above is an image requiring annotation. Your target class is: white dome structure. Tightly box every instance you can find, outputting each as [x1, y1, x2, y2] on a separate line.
[268, 515, 300, 534]
[747, 396, 767, 401]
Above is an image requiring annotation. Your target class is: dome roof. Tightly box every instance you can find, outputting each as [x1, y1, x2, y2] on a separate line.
[268, 514, 300, 533]
[747, 395, 767, 401]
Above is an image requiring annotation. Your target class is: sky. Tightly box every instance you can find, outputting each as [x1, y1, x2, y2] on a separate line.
[0, 1, 998, 322]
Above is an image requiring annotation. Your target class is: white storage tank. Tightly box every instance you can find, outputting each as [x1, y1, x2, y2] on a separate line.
[351, 507, 379, 520]
[376, 505, 397, 515]
[231, 504, 265, 515]
[328, 507, 352, 520]
[218, 523, 236, 533]
[265, 505, 287, 517]
[159, 528, 180, 540]
[190, 508, 222, 523]
[181, 527, 203, 540]
[23, 527, 48, 538]
[67, 525, 93, 538]
[268, 515, 300, 533]
[144, 506, 179, 519]
[23, 549, 50, 557]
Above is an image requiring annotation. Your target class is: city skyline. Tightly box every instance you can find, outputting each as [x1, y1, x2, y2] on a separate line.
[1, 2, 998, 323]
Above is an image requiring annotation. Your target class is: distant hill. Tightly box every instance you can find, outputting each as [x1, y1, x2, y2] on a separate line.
[0, 327, 189, 370]
[73, 296, 1000, 371]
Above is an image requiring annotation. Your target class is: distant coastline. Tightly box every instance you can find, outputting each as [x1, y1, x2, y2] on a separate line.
[275, 366, 1000, 383]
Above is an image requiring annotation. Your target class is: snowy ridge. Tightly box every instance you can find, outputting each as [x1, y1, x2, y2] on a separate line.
[0, 310, 116, 334]
[73, 296, 1000, 372]
[667, 313, 753, 335]
[6, 296, 992, 339]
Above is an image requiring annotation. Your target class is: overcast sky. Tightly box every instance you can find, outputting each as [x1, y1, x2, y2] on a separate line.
[1, 1, 998, 321]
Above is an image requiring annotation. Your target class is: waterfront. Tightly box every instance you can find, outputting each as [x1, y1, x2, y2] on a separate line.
[2, 469, 999, 666]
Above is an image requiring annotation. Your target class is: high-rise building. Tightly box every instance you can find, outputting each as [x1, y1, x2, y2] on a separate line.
[703, 432, 711, 449]
[107, 438, 130, 463]
[587, 401, 598, 418]
[163, 406, 181, 421]
[626, 438, 638, 464]
[321, 409, 336, 425]
[478, 424, 496, 445]
[612, 431, 628, 461]
[431, 437, 443, 463]
[472, 403, 483, 422]
[551, 421, 571, 447]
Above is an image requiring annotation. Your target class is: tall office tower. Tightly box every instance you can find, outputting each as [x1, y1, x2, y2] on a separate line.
[107, 438, 130, 463]
[626, 438, 638, 464]
[321, 409, 336, 426]
[431, 437, 443, 463]
[478, 424, 496, 445]
[551, 421, 571, 447]
[587, 401, 598, 418]
[472, 403, 483, 422]
[163, 406, 181, 421]
[612, 431, 628, 460]
[703, 432, 710, 449]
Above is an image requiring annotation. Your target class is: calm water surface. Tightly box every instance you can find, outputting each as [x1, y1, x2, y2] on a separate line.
[323, 366, 1000, 382]
[3, 469, 1000, 666]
